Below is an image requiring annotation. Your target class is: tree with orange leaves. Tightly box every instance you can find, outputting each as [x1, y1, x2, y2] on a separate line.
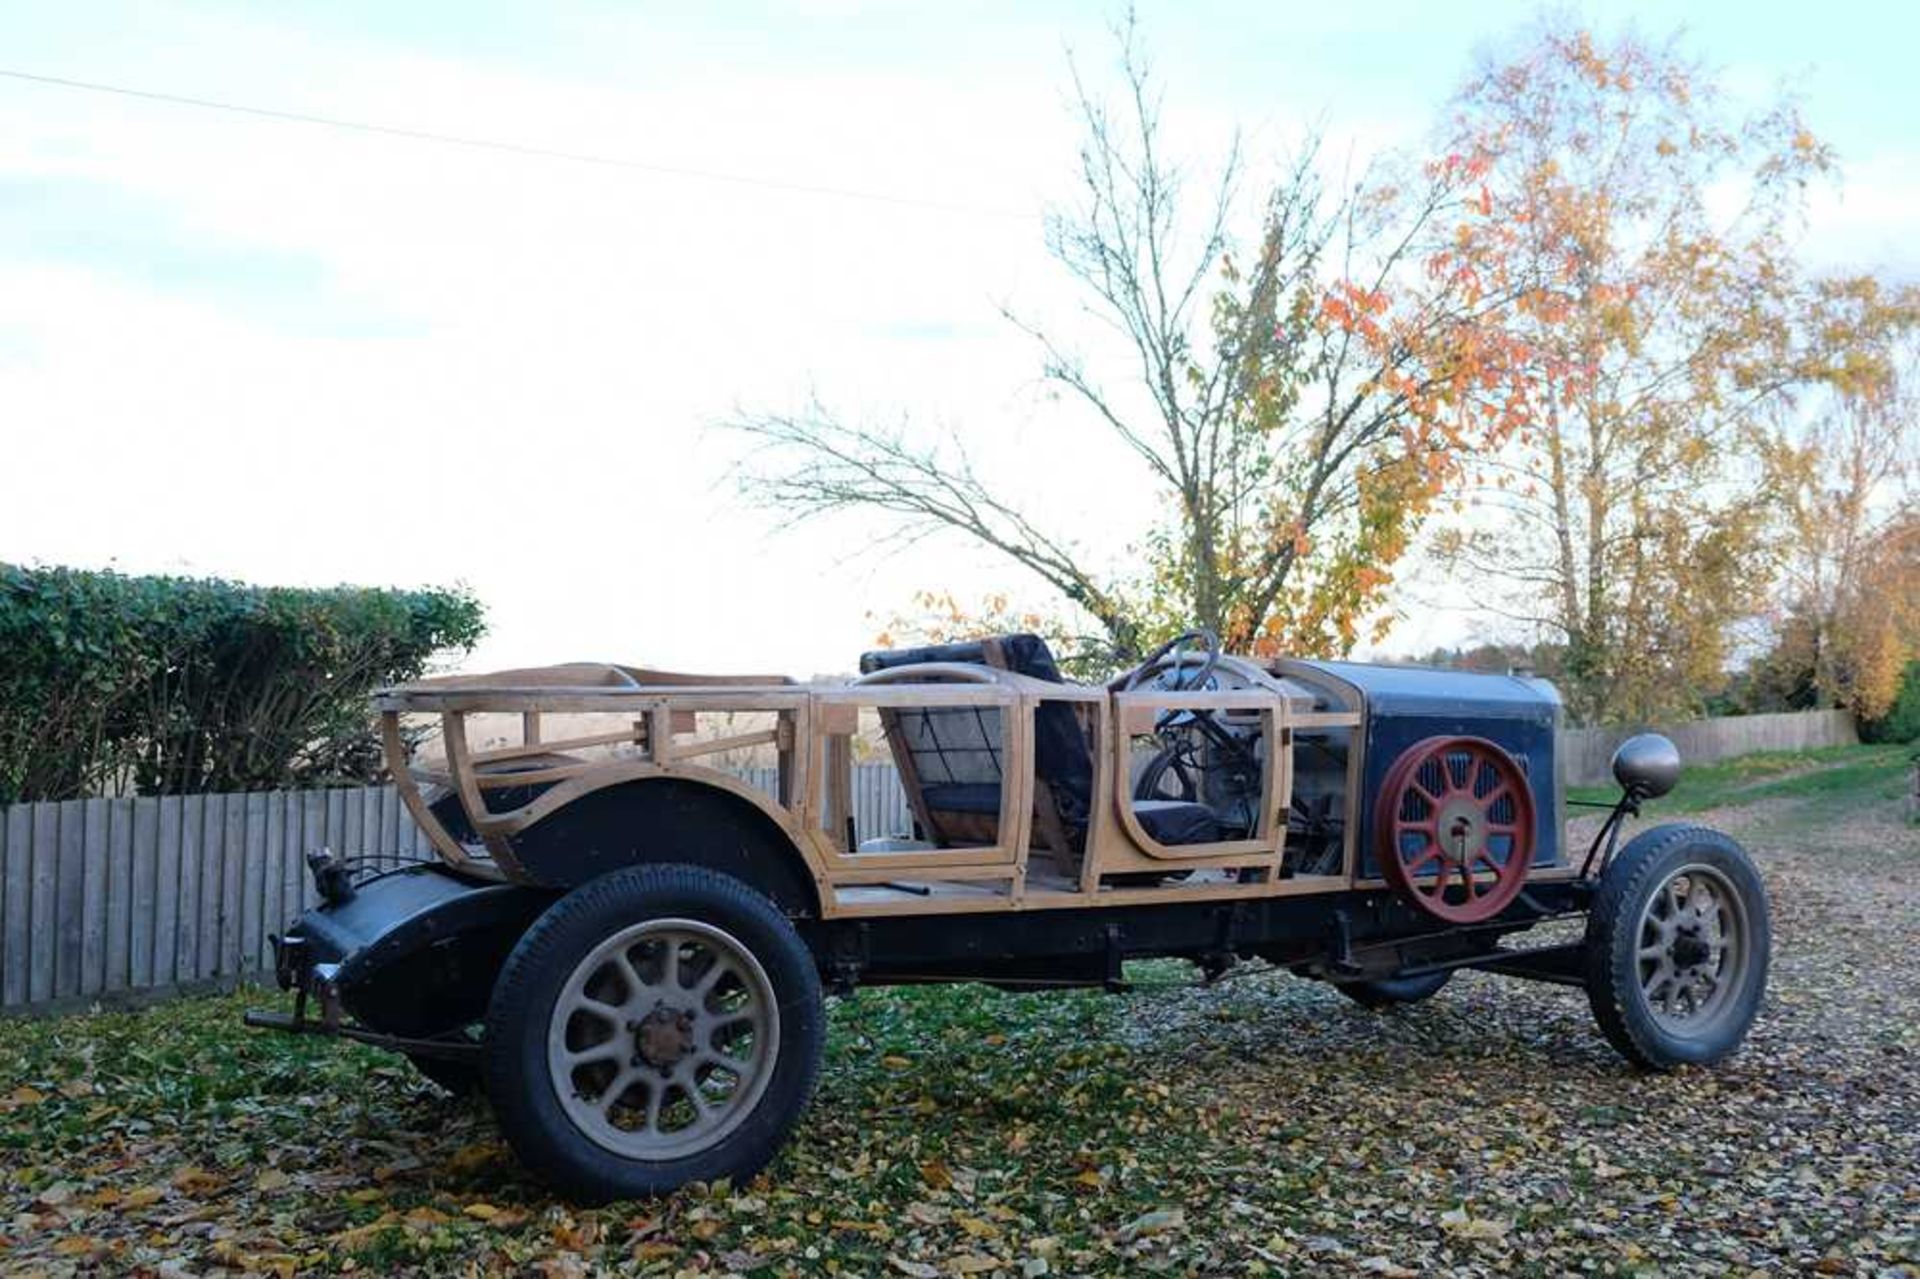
[733, 16, 1534, 671]
[1428, 21, 1879, 723]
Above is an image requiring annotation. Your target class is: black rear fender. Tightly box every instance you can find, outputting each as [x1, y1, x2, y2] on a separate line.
[285, 864, 554, 1038]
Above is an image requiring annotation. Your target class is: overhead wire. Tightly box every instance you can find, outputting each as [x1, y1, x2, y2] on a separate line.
[0, 66, 1040, 222]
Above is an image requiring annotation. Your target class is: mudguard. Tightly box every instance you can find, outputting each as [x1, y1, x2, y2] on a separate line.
[277, 863, 553, 1039]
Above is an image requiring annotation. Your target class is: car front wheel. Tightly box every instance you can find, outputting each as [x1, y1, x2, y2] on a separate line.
[1584, 824, 1770, 1070]
[484, 864, 824, 1202]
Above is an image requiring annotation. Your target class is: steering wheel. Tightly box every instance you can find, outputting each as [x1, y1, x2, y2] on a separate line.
[1122, 628, 1222, 695]
[1122, 628, 1225, 741]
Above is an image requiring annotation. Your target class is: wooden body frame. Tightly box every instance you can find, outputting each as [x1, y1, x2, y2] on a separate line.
[375, 656, 1561, 920]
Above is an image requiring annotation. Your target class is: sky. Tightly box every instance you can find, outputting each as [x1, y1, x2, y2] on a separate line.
[1, 0, 1914, 677]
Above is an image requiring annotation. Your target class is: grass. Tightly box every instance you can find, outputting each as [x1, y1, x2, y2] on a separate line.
[4, 745, 1917, 1275]
[1567, 741, 1915, 816]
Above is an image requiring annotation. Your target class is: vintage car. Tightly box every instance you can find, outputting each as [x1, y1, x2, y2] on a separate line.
[248, 630, 1770, 1202]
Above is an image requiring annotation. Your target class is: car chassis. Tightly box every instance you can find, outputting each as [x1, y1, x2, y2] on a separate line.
[249, 630, 1771, 1201]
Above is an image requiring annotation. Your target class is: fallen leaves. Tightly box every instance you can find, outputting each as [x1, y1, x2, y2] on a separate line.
[1438, 1205, 1511, 1241]
[1116, 1207, 1184, 1241]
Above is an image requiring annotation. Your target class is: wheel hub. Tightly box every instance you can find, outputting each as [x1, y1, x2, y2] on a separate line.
[1435, 798, 1485, 864]
[633, 1005, 697, 1070]
[1670, 929, 1710, 971]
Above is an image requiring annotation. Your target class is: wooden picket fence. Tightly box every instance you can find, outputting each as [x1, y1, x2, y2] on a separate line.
[0, 766, 916, 1015]
[0, 786, 434, 1013]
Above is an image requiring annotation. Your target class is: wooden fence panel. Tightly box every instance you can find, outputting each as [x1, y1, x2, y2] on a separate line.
[154, 797, 183, 990]
[176, 793, 203, 987]
[82, 798, 110, 996]
[105, 798, 133, 994]
[263, 791, 288, 966]
[54, 799, 84, 1000]
[1, 804, 28, 1007]
[130, 798, 159, 992]
[241, 793, 268, 978]
[218, 795, 244, 980]
[31, 800, 58, 1004]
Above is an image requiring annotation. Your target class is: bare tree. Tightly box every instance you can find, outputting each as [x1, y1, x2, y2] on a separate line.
[732, 17, 1526, 664]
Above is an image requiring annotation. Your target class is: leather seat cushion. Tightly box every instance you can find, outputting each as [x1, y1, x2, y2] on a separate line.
[922, 784, 1220, 846]
[1129, 799, 1221, 846]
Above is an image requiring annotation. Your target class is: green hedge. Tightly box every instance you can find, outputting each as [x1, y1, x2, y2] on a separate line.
[1859, 661, 1920, 745]
[0, 564, 484, 803]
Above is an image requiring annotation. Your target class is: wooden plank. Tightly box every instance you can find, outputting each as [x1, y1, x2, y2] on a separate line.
[154, 796, 183, 988]
[305, 790, 330, 912]
[198, 793, 223, 980]
[281, 789, 304, 921]
[241, 792, 268, 976]
[200, 792, 223, 980]
[407, 786, 432, 857]
[54, 799, 85, 1000]
[81, 797, 109, 996]
[175, 793, 202, 986]
[2, 804, 28, 1007]
[358, 784, 381, 867]
[381, 785, 403, 868]
[216, 793, 243, 978]
[130, 798, 159, 991]
[263, 790, 287, 957]
[343, 787, 366, 872]
[105, 798, 134, 993]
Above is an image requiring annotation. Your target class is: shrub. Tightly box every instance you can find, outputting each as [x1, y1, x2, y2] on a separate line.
[1859, 660, 1920, 745]
[0, 564, 484, 802]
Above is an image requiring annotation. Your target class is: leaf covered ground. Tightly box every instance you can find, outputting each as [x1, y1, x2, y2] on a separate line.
[3, 748, 1916, 1276]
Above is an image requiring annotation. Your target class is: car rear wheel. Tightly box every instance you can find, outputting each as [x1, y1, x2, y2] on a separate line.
[484, 864, 824, 1202]
[1335, 970, 1452, 1008]
[1584, 824, 1769, 1070]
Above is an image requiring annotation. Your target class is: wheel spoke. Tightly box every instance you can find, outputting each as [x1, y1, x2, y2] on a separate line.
[565, 1041, 624, 1068]
[592, 1067, 638, 1113]
[610, 952, 647, 1005]
[644, 1082, 665, 1131]
[694, 956, 737, 1000]
[576, 995, 624, 1024]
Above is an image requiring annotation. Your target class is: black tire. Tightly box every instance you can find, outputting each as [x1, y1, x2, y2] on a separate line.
[1335, 970, 1452, 1009]
[483, 864, 824, 1203]
[1584, 823, 1770, 1070]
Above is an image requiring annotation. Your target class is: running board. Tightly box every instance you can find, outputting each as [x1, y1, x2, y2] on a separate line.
[1392, 941, 1587, 987]
[1464, 942, 1586, 987]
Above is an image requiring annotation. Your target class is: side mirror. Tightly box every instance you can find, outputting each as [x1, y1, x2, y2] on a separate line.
[1611, 733, 1681, 799]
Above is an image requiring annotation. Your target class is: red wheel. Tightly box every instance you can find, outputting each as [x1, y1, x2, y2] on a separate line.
[1375, 736, 1536, 923]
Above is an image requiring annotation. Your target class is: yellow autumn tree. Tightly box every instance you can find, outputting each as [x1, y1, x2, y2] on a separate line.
[1431, 23, 1855, 723]
[1766, 278, 1920, 718]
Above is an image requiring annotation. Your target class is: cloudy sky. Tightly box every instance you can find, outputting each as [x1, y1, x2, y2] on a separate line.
[2, 0, 1912, 676]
